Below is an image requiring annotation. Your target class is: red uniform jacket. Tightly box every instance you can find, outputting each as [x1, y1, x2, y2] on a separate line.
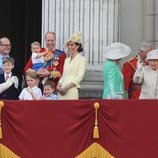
[122, 57, 141, 99]
[24, 48, 66, 83]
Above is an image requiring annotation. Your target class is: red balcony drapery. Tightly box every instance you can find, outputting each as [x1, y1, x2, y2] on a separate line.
[0, 99, 158, 158]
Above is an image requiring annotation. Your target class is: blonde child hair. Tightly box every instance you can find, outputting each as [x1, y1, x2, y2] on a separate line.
[25, 71, 39, 79]
[31, 41, 41, 48]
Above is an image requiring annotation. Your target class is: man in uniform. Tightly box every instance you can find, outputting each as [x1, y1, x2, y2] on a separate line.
[122, 41, 153, 99]
[24, 31, 66, 86]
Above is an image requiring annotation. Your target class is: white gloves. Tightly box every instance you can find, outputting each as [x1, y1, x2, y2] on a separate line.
[10, 76, 19, 89]
[0, 76, 19, 94]
[135, 60, 144, 77]
[0, 78, 13, 93]
[137, 60, 143, 71]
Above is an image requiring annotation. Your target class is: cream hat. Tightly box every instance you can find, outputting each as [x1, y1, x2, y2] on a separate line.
[65, 32, 82, 47]
[146, 49, 158, 61]
[104, 42, 131, 60]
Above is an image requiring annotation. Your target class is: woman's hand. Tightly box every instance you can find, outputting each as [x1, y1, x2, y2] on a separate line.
[56, 84, 62, 92]
[56, 84, 66, 95]
[58, 83, 75, 96]
[59, 86, 69, 96]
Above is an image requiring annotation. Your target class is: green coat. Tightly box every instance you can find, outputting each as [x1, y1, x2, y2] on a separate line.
[103, 59, 125, 99]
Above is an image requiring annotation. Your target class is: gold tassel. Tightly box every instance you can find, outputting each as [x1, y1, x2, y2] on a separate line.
[93, 126, 99, 139]
[0, 101, 4, 139]
[93, 102, 100, 139]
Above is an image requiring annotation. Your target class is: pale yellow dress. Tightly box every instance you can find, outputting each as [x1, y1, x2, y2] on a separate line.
[58, 53, 86, 99]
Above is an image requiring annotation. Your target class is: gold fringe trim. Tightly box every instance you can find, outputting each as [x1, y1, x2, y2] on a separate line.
[0, 144, 20, 158]
[0, 126, 3, 139]
[93, 102, 100, 139]
[75, 143, 115, 158]
[0, 101, 4, 139]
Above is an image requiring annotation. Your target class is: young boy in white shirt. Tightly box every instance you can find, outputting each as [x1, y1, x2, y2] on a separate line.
[19, 71, 42, 100]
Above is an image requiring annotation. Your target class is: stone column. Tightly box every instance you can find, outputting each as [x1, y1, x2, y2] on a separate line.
[144, 0, 156, 47]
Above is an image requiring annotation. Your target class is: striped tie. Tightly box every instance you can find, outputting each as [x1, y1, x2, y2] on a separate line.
[6, 75, 9, 81]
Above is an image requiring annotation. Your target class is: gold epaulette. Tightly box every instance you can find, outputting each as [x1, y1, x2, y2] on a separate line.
[44, 50, 53, 59]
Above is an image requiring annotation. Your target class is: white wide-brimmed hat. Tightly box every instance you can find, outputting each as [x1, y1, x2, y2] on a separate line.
[65, 32, 82, 47]
[146, 49, 158, 61]
[104, 42, 131, 60]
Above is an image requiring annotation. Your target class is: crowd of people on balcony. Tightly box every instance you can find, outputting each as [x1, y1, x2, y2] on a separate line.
[0, 32, 158, 100]
[0, 31, 86, 100]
